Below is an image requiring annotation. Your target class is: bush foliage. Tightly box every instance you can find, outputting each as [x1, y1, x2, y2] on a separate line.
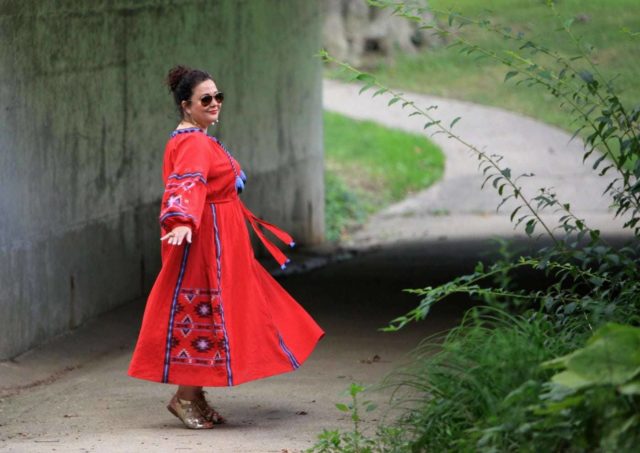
[313, 0, 639, 451]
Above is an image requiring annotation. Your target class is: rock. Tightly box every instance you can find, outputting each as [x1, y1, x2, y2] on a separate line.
[322, 0, 443, 66]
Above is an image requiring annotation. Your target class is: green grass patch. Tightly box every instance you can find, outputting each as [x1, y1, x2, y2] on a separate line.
[324, 110, 445, 241]
[335, 0, 640, 133]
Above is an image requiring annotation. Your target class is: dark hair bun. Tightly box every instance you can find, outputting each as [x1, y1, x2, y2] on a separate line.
[166, 65, 213, 117]
[166, 65, 191, 92]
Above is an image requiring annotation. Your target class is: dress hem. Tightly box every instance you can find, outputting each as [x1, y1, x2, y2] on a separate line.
[127, 330, 325, 387]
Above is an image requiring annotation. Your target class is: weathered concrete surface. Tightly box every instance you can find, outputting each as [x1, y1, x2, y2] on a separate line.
[0, 242, 479, 453]
[322, 79, 630, 248]
[0, 0, 324, 359]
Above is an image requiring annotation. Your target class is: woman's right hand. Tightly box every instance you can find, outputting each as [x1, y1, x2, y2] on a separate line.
[161, 226, 193, 246]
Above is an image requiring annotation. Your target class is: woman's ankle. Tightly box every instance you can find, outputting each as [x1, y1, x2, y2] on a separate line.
[176, 385, 202, 401]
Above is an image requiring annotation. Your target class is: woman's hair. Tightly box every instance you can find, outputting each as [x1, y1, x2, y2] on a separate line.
[166, 65, 212, 117]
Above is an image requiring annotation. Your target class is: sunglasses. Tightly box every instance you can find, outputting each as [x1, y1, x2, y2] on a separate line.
[199, 92, 224, 107]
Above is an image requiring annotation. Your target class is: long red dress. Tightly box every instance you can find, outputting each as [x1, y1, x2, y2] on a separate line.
[128, 127, 324, 386]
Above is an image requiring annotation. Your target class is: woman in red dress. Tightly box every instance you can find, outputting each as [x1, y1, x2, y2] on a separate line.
[128, 66, 325, 429]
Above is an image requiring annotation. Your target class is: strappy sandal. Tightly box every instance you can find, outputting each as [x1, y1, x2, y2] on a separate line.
[167, 394, 215, 429]
[194, 390, 226, 425]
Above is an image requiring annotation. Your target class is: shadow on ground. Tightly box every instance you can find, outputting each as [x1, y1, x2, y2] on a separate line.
[1, 235, 628, 452]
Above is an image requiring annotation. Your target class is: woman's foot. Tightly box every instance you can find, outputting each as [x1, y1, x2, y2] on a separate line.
[194, 390, 226, 425]
[167, 394, 215, 429]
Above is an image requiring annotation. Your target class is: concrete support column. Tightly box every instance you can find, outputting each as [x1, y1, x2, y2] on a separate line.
[0, 0, 324, 359]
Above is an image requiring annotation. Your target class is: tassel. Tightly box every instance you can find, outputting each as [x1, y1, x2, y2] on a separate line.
[235, 175, 245, 193]
[240, 170, 247, 182]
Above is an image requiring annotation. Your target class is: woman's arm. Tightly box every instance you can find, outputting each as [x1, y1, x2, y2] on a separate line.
[159, 134, 210, 244]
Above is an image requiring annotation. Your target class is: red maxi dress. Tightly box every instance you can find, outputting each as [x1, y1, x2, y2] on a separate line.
[128, 127, 324, 386]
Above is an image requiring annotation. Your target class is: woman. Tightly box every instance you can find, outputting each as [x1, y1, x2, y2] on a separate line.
[128, 65, 325, 429]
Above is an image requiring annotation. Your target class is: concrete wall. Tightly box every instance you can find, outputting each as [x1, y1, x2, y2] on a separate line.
[0, 0, 324, 360]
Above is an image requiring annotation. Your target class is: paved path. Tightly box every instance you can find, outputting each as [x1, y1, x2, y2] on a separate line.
[1, 81, 631, 452]
[0, 241, 484, 453]
[323, 79, 629, 248]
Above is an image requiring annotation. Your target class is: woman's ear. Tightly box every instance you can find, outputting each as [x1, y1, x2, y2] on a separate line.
[181, 100, 190, 116]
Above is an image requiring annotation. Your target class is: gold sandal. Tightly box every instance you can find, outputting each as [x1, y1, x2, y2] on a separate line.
[194, 390, 226, 425]
[167, 394, 215, 429]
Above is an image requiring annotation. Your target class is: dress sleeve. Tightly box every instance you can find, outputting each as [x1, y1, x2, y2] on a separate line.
[159, 134, 210, 233]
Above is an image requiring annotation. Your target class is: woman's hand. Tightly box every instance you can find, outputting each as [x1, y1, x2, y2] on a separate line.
[161, 226, 193, 246]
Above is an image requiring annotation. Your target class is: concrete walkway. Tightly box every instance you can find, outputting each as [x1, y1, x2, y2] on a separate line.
[323, 79, 628, 248]
[0, 240, 483, 453]
[0, 81, 631, 452]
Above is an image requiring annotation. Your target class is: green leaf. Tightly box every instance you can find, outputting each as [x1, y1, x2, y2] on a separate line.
[423, 120, 440, 129]
[358, 84, 373, 95]
[525, 219, 536, 235]
[504, 71, 518, 82]
[551, 370, 592, 389]
[579, 70, 595, 84]
[510, 206, 522, 222]
[619, 380, 640, 395]
[335, 403, 349, 412]
[372, 88, 387, 97]
[534, 393, 584, 415]
[548, 324, 640, 389]
[388, 97, 401, 106]
[356, 73, 375, 84]
[539, 70, 552, 80]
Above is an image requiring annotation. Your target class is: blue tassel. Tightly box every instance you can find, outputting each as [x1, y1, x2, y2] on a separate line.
[289, 241, 295, 248]
[235, 175, 245, 193]
[280, 263, 287, 270]
[240, 170, 247, 182]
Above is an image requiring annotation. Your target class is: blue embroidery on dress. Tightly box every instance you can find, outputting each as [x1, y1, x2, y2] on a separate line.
[162, 243, 191, 383]
[168, 172, 207, 185]
[211, 203, 234, 386]
[277, 332, 301, 369]
[168, 128, 247, 194]
[209, 136, 247, 194]
[169, 127, 202, 137]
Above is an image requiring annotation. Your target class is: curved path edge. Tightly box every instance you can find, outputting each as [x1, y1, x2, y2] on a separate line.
[322, 79, 629, 249]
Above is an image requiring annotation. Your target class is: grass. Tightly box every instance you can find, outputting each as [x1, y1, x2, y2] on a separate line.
[331, 0, 640, 133]
[323, 110, 445, 241]
[379, 306, 587, 451]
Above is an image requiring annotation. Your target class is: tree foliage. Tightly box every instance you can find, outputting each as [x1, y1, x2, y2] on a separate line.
[314, 0, 640, 450]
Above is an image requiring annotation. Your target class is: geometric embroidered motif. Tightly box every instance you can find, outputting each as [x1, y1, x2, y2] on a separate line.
[179, 314, 193, 336]
[170, 287, 227, 368]
[195, 301, 212, 317]
[191, 336, 214, 352]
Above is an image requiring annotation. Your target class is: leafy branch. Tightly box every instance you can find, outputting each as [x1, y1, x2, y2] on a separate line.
[367, 0, 640, 236]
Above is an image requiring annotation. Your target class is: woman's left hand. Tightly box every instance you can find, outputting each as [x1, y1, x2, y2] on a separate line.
[161, 226, 193, 246]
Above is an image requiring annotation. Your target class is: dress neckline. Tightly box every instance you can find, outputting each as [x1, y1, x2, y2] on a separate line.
[170, 127, 204, 138]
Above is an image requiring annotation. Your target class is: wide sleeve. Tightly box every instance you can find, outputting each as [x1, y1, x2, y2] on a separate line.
[159, 134, 210, 233]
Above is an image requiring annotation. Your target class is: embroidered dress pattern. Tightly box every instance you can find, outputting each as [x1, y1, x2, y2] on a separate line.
[128, 128, 324, 387]
[167, 287, 229, 369]
[211, 202, 233, 386]
[162, 244, 191, 383]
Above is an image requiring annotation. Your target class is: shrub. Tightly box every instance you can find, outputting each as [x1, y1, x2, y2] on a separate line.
[314, 0, 640, 450]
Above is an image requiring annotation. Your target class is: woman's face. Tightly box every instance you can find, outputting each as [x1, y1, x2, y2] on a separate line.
[182, 79, 222, 127]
